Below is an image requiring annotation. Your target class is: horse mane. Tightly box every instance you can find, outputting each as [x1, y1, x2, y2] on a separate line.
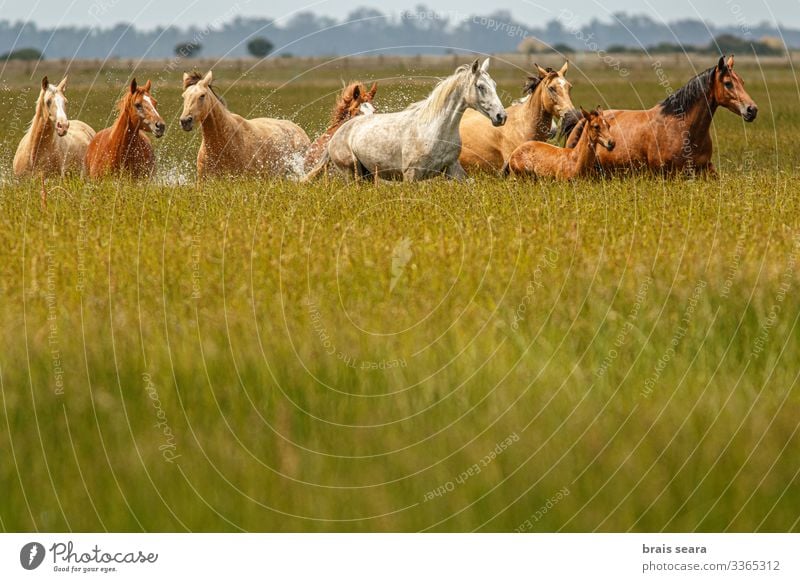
[523, 67, 554, 95]
[559, 108, 582, 142]
[331, 82, 366, 125]
[183, 71, 227, 108]
[410, 64, 473, 124]
[659, 66, 715, 116]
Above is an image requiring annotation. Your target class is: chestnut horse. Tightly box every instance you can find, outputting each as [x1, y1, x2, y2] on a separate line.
[303, 81, 377, 172]
[504, 107, 615, 179]
[459, 62, 577, 172]
[84, 79, 165, 179]
[13, 76, 95, 177]
[180, 71, 311, 179]
[564, 56, 757, 177]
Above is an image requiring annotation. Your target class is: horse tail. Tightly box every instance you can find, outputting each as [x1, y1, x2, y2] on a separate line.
[301, 148, 330, 183]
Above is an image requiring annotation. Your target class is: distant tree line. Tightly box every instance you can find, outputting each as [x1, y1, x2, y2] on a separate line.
[0, 10, 795, 59]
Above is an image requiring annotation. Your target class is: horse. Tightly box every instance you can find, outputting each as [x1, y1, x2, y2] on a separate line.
[13, 76, 95, 177]
[504, 107, 615, 179]
[563, 55, 757, 177]
[84, 79, 166, 179]
[303, 58, 507, 183]
[303, 81, 377, 172]
[180, 71, 311, 179]
[458, 62, 577, 172]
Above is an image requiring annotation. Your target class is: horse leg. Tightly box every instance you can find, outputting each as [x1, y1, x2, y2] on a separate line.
[445, 161, 467, 180]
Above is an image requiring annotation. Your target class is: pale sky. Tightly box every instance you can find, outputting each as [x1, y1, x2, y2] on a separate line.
[0, 0, 797, 30]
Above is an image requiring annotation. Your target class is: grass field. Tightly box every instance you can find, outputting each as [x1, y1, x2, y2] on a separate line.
[1, 55, 799, 532]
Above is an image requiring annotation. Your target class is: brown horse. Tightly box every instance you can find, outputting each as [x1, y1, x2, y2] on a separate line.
[180, 71, 311, 179]
[13, 76, 95, 177]
[303, 81, 377, 172]
[84, 79, 165, 179]
[459, 62, 577, 172]
[505, 107, 615, 179]
[564, 55, 757, 177]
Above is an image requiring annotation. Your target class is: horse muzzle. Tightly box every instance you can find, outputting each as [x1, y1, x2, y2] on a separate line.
[604, 139, 616, 152]
[153, 122, 166, 138]
[742, 104, 758, 122]
[55, 121, 69, 137]
[180, 116, 194, 131]
[491, 111, 508, 127]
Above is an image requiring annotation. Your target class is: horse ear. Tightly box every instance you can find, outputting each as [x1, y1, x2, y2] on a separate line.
[470, 59, 480, 75]
[41, 76, 49, 91]
[481, 58, 491, 73]
[57, 76, 68, 92]
[535, 64, 548, 78]
[580, 107, 591, 120]
[130, 78, 138, 94]
[202, 70, 213, 86]
[717, 56, 727, 73]
[143, 79, 152, 92]
[182, 72, 191, 84]
[352, 85, 360, 100]
[369, 82, 378, 97]
[726, 54, 735, 69]
[596, 104, 603, 113]
[559, 61, 569, 76]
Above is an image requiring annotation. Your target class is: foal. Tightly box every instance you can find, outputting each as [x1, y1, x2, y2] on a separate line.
[13, 76, 95, 177]
[84, 79, 165, 179]
[505, 108, 615, 179]
[303, 82, 377, 172]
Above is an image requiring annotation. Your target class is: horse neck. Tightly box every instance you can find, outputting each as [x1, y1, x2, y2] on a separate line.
[419, 76, 469, 134]
[680, 92, 717, 141]
[109, 103, 143, 156]
[571, 124, 597, 173]
[200, 98, 238, 148]
[522, 84, 554, 140]
[29, 97, 55, 160]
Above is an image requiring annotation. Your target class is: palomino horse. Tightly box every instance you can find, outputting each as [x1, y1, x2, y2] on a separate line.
[84, 79, 166, 179]
[303, 81, 377, 172]
[180, 71, 311, 179]
[459, 62, 577, 172]
[504, 107, 615, 179]
[13, 76, 95, 177]
[564, 55, 757, 176]
[304, 59, 506, 182]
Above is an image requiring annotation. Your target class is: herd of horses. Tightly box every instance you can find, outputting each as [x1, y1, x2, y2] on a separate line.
[12, 55, 757, 183]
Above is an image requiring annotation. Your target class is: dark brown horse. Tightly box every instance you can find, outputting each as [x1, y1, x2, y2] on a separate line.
[303, 82, 377, 172]
[84, 79, 165, 179]
[564, 55, 757, 177]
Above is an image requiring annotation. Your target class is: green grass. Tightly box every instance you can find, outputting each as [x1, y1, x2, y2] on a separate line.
[0, 58, 799, 532]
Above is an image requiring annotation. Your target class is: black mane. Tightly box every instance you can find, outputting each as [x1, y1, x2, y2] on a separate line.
[523, 67, 554, 95]
[659, 66, 715, 116]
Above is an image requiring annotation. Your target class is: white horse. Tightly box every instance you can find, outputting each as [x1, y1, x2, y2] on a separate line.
[303, 58, 507, 182]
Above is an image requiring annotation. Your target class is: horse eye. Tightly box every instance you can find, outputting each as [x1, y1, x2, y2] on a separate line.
[135, 103, 143, 109]
[46, 99, 52, 105]
[199, 94, 206, 101]
[724, 81, 734, 89]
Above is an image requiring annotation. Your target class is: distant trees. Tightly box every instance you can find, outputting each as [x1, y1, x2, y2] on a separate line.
[174, 41, 202, 58]
[246, 37, 273, 58]
[713, 33, 783, 56]
[0, 47, 43, 61]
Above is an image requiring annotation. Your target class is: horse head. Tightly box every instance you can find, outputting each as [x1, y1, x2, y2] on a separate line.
[338, 82, 378, 123]
[712, 55, 758, 122]
[40, 76, 70, 137]
[534, 62, 577, 120]
[466, 58, 507, 127]
[180, 70, 221, 131]
[581, 106, 615, 151]
[127, 78, 165, 137]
